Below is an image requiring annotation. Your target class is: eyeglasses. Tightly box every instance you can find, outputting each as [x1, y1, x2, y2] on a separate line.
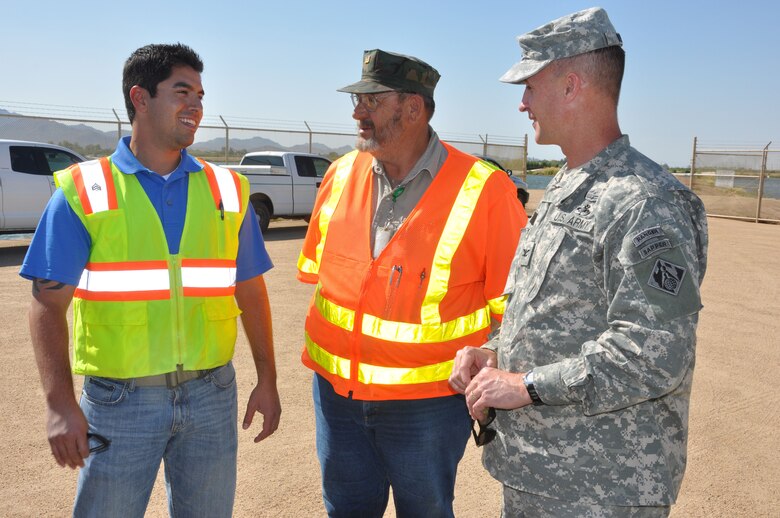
[471, 407, 497, 447]
[350, 92, 398, 112]
[87, 432, 111, 454]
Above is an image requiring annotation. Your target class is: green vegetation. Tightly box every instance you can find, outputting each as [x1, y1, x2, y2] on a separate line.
[529, 166, 559, 176]
[527, 158, 564, 169]
[56, 141, 114, 158]
[527, 158, 563, 176]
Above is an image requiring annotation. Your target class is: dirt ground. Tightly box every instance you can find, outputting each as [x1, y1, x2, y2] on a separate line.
[0, 190, 778, 517]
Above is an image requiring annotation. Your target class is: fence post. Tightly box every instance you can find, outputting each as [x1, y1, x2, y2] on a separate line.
[112, 109, 122, 142]
[480, 134, 488, 157]
[756, 141, 771, 222]
[304, 121, 312, 154]
[522, 133, 528, 180]
[689, 136, 697, 189]
[219, 116, 229, 163]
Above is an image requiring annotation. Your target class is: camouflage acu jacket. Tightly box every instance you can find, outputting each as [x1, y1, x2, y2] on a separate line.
[483, 135, 708, 506]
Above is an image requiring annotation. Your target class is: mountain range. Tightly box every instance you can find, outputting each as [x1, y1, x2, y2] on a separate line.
[0, 109, 353, 156]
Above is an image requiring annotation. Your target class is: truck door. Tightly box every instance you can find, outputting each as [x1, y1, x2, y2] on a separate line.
[292, 155, 331, 215]
[2, 145, 75, 230]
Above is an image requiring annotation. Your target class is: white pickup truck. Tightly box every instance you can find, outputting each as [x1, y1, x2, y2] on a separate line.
[223, 151, 332, 233]
[0, 139, 86, 233]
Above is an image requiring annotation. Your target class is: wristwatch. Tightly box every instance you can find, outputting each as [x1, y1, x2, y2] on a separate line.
[523, 371, 544, 406]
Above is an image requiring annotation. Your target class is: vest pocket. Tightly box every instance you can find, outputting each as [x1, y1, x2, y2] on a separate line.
[199, 298, 241, 364]
[204, 297, 242, 320]
[82, 300, 148, 326]
[76, 301, 149, 375]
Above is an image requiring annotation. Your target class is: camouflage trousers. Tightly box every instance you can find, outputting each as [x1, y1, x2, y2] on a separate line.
[501, 486, 671, 518]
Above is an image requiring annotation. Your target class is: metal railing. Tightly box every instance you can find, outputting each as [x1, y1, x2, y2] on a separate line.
[687, 137, 779, 223]
[0, 101, 528, 177]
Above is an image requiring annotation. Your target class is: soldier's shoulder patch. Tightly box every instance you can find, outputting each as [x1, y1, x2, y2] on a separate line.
[638, 238, 672, 259]
[647, 258, 686, 296]
[632, 226, 665, 247]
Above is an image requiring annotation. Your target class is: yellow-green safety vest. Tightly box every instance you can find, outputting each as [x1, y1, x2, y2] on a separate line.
[55, 157, 249, 378]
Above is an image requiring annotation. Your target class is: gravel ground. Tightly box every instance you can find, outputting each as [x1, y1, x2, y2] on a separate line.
[0, 191, 777, 517]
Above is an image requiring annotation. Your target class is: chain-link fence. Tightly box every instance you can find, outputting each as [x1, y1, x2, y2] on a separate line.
[685, 137, 779, 223]
[0, 101, 527, 177]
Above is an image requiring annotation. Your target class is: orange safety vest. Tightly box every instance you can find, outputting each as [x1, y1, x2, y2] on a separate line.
[297, 143, 526, 400]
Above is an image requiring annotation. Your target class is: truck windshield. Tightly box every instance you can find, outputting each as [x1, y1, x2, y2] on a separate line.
[242, 155, 284, 166]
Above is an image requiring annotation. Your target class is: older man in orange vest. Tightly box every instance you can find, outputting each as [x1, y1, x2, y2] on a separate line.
[297, 49, 527, 517]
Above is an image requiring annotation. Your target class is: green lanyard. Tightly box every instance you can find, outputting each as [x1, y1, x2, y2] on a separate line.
[391, 186, 405, 202]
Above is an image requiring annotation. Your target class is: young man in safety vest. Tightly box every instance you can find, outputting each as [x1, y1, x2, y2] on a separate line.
[21, 43, 281, 517]
[297, 49, 527, 517]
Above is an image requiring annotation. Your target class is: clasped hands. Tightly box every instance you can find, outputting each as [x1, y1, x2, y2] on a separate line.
[448, 346, 533, 422]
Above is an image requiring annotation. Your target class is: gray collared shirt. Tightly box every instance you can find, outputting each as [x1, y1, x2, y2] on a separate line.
[371, 128, 448, 257]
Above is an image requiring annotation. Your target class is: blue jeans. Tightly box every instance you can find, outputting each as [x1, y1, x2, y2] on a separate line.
[312, 374, 471, 518]
[74, 362, 238, 518]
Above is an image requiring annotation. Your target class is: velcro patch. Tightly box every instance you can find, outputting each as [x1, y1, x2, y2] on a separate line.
[647, 258, 686, 296]
[638, 238, 672, 258]
[632, 226, 665, 247]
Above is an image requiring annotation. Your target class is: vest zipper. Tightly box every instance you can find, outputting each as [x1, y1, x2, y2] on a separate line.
[350, 258, 376, 394]
[170, 255, 185, 366]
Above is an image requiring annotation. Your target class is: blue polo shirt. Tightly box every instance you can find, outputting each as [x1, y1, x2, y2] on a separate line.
[20, 137, 272, 285]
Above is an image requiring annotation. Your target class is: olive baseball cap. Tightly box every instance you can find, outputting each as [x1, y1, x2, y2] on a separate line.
[500, 7, 622, 84]
[338, 49, 440, 98]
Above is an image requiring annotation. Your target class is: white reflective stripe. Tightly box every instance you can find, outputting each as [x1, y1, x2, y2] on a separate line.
[79, 160, 110, 214]
[209, 163, 240, 212]
[78, 268, 170, 292]
[181, 266, 237, 288]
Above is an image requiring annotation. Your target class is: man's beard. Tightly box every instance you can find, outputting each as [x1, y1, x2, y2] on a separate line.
[355, 109, 403, 152]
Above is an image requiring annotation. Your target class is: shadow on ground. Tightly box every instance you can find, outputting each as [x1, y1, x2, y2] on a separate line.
[0, 246, 27, 267]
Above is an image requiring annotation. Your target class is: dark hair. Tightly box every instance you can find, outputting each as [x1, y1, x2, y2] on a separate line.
[552, 45, 625, 103]
[122, 43, 204, 123]
[397, 91, 436, 121]
[588, 46, 625, 102]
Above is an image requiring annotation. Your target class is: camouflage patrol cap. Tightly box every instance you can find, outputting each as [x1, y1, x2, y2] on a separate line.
[500, 7, 622, 84]
[338, 49, 440, 98]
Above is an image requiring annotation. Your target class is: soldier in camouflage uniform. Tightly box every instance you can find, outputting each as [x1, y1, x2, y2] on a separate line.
[449, 8, 708, 517]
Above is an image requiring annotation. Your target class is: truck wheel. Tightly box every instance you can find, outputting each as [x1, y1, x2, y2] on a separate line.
[253, 202, 271, 233]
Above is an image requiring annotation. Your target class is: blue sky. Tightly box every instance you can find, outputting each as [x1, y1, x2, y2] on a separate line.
[3, 0, 778, 166]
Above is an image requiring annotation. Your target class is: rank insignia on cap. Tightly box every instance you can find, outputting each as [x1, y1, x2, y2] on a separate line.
[648, 258, 686, 296]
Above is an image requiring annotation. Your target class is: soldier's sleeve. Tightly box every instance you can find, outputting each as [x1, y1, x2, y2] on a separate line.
[532, 195, 707, 415]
